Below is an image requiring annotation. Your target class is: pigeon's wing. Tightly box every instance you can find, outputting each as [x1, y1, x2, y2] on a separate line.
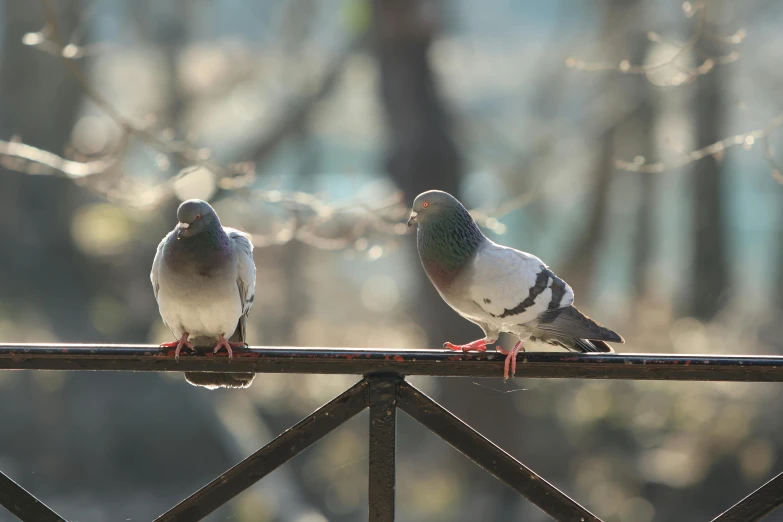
[150, 231, 173, 303]
[226, 227, 256, 339]
[467, 243, 621, 351]
[536, 305, 624, 344]
[466, 242, 574, 326]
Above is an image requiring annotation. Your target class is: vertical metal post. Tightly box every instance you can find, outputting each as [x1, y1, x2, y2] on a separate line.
[368, 375, 398, 522]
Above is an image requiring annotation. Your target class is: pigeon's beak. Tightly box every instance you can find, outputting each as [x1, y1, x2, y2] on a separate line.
[176, 222, 190, 239]
[407, 212, 418, 228]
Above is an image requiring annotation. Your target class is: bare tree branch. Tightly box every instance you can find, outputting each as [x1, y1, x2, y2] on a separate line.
[0, 136, 124, 178]
[566, 2, 743, 87]
[615, 113, 783, 174]
[0, 0, 524, 258]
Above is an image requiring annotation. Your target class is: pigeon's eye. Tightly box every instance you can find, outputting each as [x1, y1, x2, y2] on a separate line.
[422, 201, 429, 209]
[195, 214, 201, 220]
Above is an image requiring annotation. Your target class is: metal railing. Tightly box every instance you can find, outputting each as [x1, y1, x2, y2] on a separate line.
[1, 344, 783, 521]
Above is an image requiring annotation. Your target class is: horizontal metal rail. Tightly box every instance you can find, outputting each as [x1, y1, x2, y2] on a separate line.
[1, 344, 783, 381]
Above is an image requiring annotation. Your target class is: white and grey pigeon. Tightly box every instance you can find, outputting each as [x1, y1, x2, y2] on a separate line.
[151, 199, 257, 389]
[407, 190, 623, 380]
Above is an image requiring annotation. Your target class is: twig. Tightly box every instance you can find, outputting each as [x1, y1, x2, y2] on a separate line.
[38, 0, 227, 174]
[566, 2, 744, 87]
[615, 113, 783, 174]
[0, 137, 123, 178]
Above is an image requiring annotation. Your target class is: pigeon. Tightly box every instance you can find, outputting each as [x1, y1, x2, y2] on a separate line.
[407, 190, 623, 380]
[151, 199, 257, 389]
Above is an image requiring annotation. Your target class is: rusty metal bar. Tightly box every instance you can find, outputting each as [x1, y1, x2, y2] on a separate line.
[712, 472, 783, 522]
[154, 378, 369, 522]
[368, 376, 398, 522]
[0, 471, 66, 522]
[2, 344, 783, 381]
[397, 381, 603, 522]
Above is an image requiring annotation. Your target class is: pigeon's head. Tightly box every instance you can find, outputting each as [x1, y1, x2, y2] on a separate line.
[176, 199, 219, 239]
[408, 190, 462, 228]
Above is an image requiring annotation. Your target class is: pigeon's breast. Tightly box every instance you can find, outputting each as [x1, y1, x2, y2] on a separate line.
[421, 258, 460, 291]
[157, 263, 242, 342]
[164, 241, 231, 276]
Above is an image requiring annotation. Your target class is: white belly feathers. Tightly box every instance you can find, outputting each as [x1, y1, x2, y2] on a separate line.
[157, 272, 241, 340]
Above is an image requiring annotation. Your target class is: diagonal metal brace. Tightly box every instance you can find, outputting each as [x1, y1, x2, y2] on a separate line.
[155, 378, 370, 522]
[0, 471, 66, 522]
[712, 471, 783, 522]
[397, 381, 603, 522]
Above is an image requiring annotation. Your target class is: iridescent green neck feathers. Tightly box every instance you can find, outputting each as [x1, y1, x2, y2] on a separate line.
[416, 203, 485, 287]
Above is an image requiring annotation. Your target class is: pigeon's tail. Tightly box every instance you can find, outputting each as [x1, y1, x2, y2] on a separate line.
[184, 372, 255, 389]
[184, 320, 256, 389]
[572, 338, 615, 353]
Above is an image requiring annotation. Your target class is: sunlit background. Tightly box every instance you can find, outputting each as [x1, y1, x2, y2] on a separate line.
[0, 0, 782, 521]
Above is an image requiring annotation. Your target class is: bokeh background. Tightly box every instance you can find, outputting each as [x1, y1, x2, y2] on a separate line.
[0, 0, 782, 521]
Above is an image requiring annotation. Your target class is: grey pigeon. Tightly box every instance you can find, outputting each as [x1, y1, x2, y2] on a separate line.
[151, 199, 257, 389]
[407, 190, 623, 380]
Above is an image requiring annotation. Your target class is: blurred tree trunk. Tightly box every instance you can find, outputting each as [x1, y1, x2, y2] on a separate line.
[777, 226, 783, 310]
[374, 0, 462, 202]
[372, 0, 470, 349]
[632, 154, 656, 299]
[629, 39, 657, 299]
[124, 0, 191, 342]
[562, 0, 659, 304]
[561, 132, 614, 294]
[689, 16, 730, 320]
[559, 0, 634, 295]
[0, 0, 102, 341]
[127, 0, 190, 131]
[265, 0, 318, 347]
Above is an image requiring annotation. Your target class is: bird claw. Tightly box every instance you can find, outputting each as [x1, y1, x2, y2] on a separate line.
[444, 339, 489, 352]
[213, 338, 245, 361]
[161, 333, 195, 362]
[174, 341, 196, 361]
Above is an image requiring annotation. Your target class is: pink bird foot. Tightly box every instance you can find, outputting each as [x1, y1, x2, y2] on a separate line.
[212, 335, 246, 360]
[444, 338, 495, 352]
[160, 332, 195, 361]
[496, 341, 525, 380]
